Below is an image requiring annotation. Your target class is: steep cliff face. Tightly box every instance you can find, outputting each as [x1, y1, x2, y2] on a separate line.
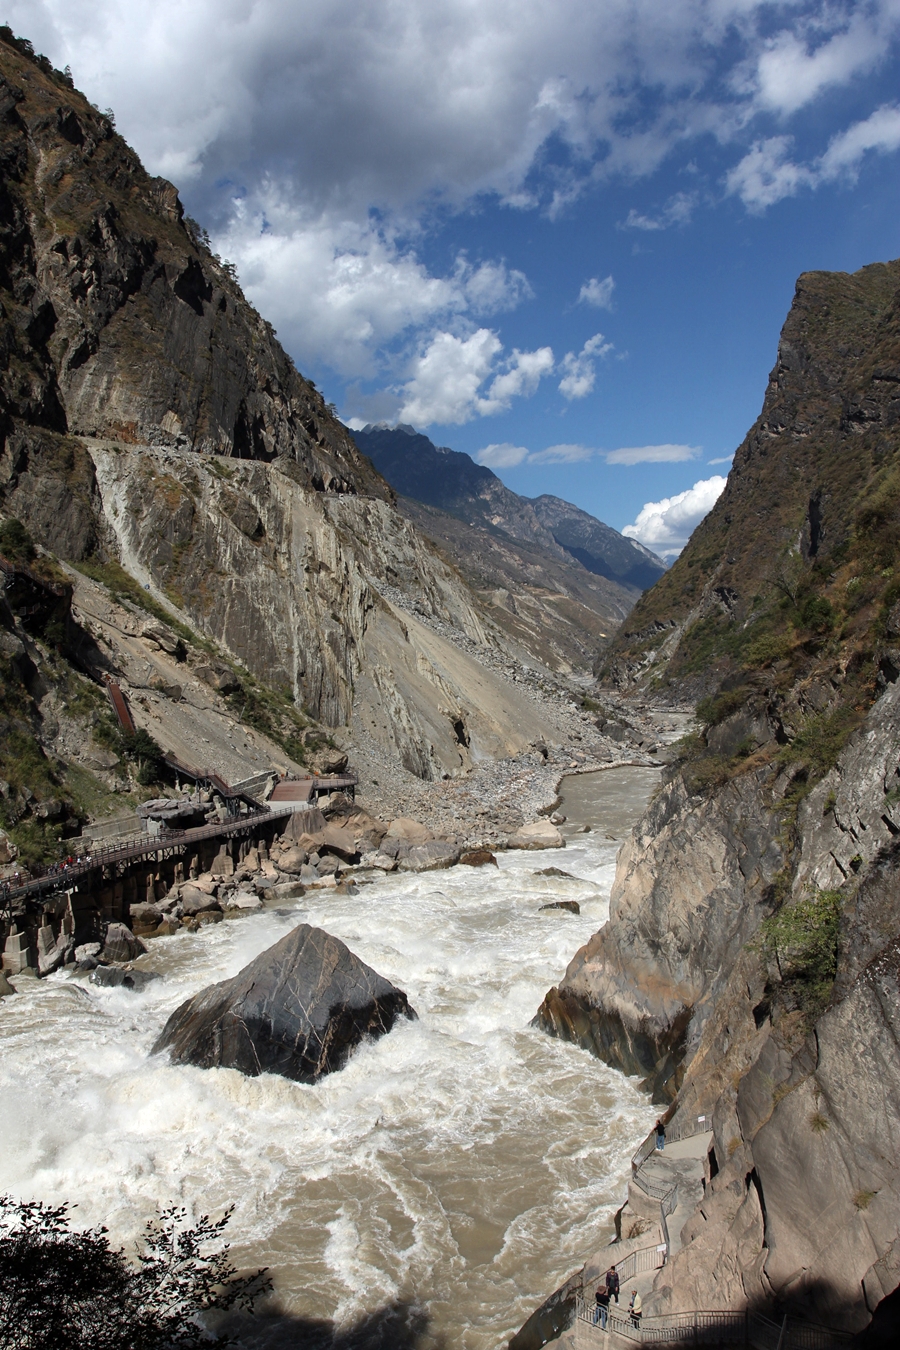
[602, 257, 900, 697]
[536, 260, 900, 1335]
[0, 36, 383, 500]
[538, 765, 783, 1098]
[538, 646, 900, 1338]
[0, 34, 562, 784]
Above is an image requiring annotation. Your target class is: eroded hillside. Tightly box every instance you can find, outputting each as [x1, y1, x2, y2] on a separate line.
[0, 29, 596, 856]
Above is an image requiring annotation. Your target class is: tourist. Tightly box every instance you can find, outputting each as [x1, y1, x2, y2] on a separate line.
[593, 1284, 610, 1329]
[656, 1118, 666, 1151]
[605, 1265, 619, 1304]
[629, 1290, 642, 1328]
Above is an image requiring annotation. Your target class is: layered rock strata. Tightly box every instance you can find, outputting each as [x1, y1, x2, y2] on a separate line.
[0, 36, 583, 787]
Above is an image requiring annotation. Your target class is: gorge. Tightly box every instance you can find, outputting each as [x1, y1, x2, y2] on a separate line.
[1, 23, 900, 1350]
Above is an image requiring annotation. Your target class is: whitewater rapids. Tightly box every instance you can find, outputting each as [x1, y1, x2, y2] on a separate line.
[0, 767, 661, 1348]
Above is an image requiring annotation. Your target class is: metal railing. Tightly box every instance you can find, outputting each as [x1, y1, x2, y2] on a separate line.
[632, 1115, 712, 1176]
[0, 804, 295, 909]
[608, 1242, 668, 1285]
[609, 1116, 715, 1300]
[574, 1299, 853, 1348]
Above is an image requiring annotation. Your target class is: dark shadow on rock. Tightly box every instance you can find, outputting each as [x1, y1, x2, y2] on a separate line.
[512, 1276, 900, 1349]
[222, 1298, 444, 1350]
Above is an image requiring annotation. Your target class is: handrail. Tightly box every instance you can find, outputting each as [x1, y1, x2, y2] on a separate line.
[607, 1240, 667, 1285]
[619, 1119, 714, 1290]
[574, 1298, 854, 1347]
[632, 1115, 711, 1175]
[0, 804, 295, 908]
[0, 551, 71, 598]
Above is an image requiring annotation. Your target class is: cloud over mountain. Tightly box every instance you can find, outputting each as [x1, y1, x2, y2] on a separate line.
[623, 475, 728, 558]
[18, 0, 900, 414]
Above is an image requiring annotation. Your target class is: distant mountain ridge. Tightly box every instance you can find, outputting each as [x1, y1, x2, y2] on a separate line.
[354, 424, 666, 591]
[530, 493, 666, 591]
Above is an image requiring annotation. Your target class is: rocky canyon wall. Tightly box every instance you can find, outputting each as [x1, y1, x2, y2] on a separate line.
[536, 259, 900, 1336]
[0, 36, 564, 782]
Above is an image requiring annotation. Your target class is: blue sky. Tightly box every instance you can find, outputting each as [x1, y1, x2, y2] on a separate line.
[13, 0, 900, 555]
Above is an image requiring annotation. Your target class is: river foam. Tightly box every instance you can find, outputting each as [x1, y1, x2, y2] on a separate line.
[0, 767, 660, 1348]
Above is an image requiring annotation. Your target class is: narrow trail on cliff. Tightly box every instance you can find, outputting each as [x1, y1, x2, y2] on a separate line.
[0, 768, 661, 1349]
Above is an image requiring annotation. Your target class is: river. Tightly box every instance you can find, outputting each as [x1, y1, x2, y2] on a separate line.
[0, 765, 662, 1348]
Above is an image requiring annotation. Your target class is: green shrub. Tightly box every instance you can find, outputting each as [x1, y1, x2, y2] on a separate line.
[757, 887, 842, 1021]
[799, 595, 835, 634]
[0, 518, 36, 565]
[778, 704, 864, 783]
[696, 686, 751, 727]
[742, 631, 793, 668]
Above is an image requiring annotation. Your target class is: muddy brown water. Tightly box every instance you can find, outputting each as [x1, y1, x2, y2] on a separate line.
[0, 766, 663, 1348]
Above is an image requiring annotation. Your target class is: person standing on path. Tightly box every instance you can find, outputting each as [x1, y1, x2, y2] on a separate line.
[593, 1285, 610, 1329]
[605, 1266, 620, 1304]
[629, 1290, 642, 1328]
[656, 1118, 666, 1150]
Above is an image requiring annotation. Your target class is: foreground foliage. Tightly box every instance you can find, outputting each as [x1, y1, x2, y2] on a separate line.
[0, 1196, 270, 1349]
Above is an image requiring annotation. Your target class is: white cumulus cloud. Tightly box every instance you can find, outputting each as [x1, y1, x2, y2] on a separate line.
[578, 275, 615, 308]
[397, 330, 554, 426]
[14, 0, 900, 401]
[727, 103, 900, 212]
[558, 333, 613, 400]
[218, 200, 532, 377]
[741, 10, 897, 117]
[623, 475, 727, 558]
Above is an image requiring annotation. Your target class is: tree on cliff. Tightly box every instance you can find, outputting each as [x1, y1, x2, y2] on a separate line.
[0, 1195, 270, 1348]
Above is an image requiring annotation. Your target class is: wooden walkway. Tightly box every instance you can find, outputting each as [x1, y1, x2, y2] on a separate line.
[1, 668, 357, 916]
[0, 804, 297, 912]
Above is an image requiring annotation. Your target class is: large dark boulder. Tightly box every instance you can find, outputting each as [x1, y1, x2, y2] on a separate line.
[151, 924, 415, 1081]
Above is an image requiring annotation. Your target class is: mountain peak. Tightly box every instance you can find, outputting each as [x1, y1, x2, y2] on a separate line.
[353, 424, 666, 593]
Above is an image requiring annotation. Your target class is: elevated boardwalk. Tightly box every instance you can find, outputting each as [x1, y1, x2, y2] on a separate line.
[270, 774, 357, 805]
[2, 676, 359, 916]
[542, 1119, 853, 1350]
[0, 804, 297, 914]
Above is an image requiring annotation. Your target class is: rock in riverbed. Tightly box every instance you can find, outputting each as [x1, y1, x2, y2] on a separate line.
[460, 849, 498, 867]
[508, 820, 564, 850]
[152, 924, 416, 1082]
[101, 923, 147, 963]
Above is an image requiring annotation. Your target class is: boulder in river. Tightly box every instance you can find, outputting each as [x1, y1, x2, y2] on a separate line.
[278, 846, 308, 874]
[400, 840, 461, 872]
[152, 923, 416, 1082]
[508, 821, 564, 850]
[460, 849, 498, 867]
[181, 885, 222, 917]
[385, 817, 433, 846]
[90, 966, 161, 992]
[539, 900, 581, 915]
[101, 923, 147, 963]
